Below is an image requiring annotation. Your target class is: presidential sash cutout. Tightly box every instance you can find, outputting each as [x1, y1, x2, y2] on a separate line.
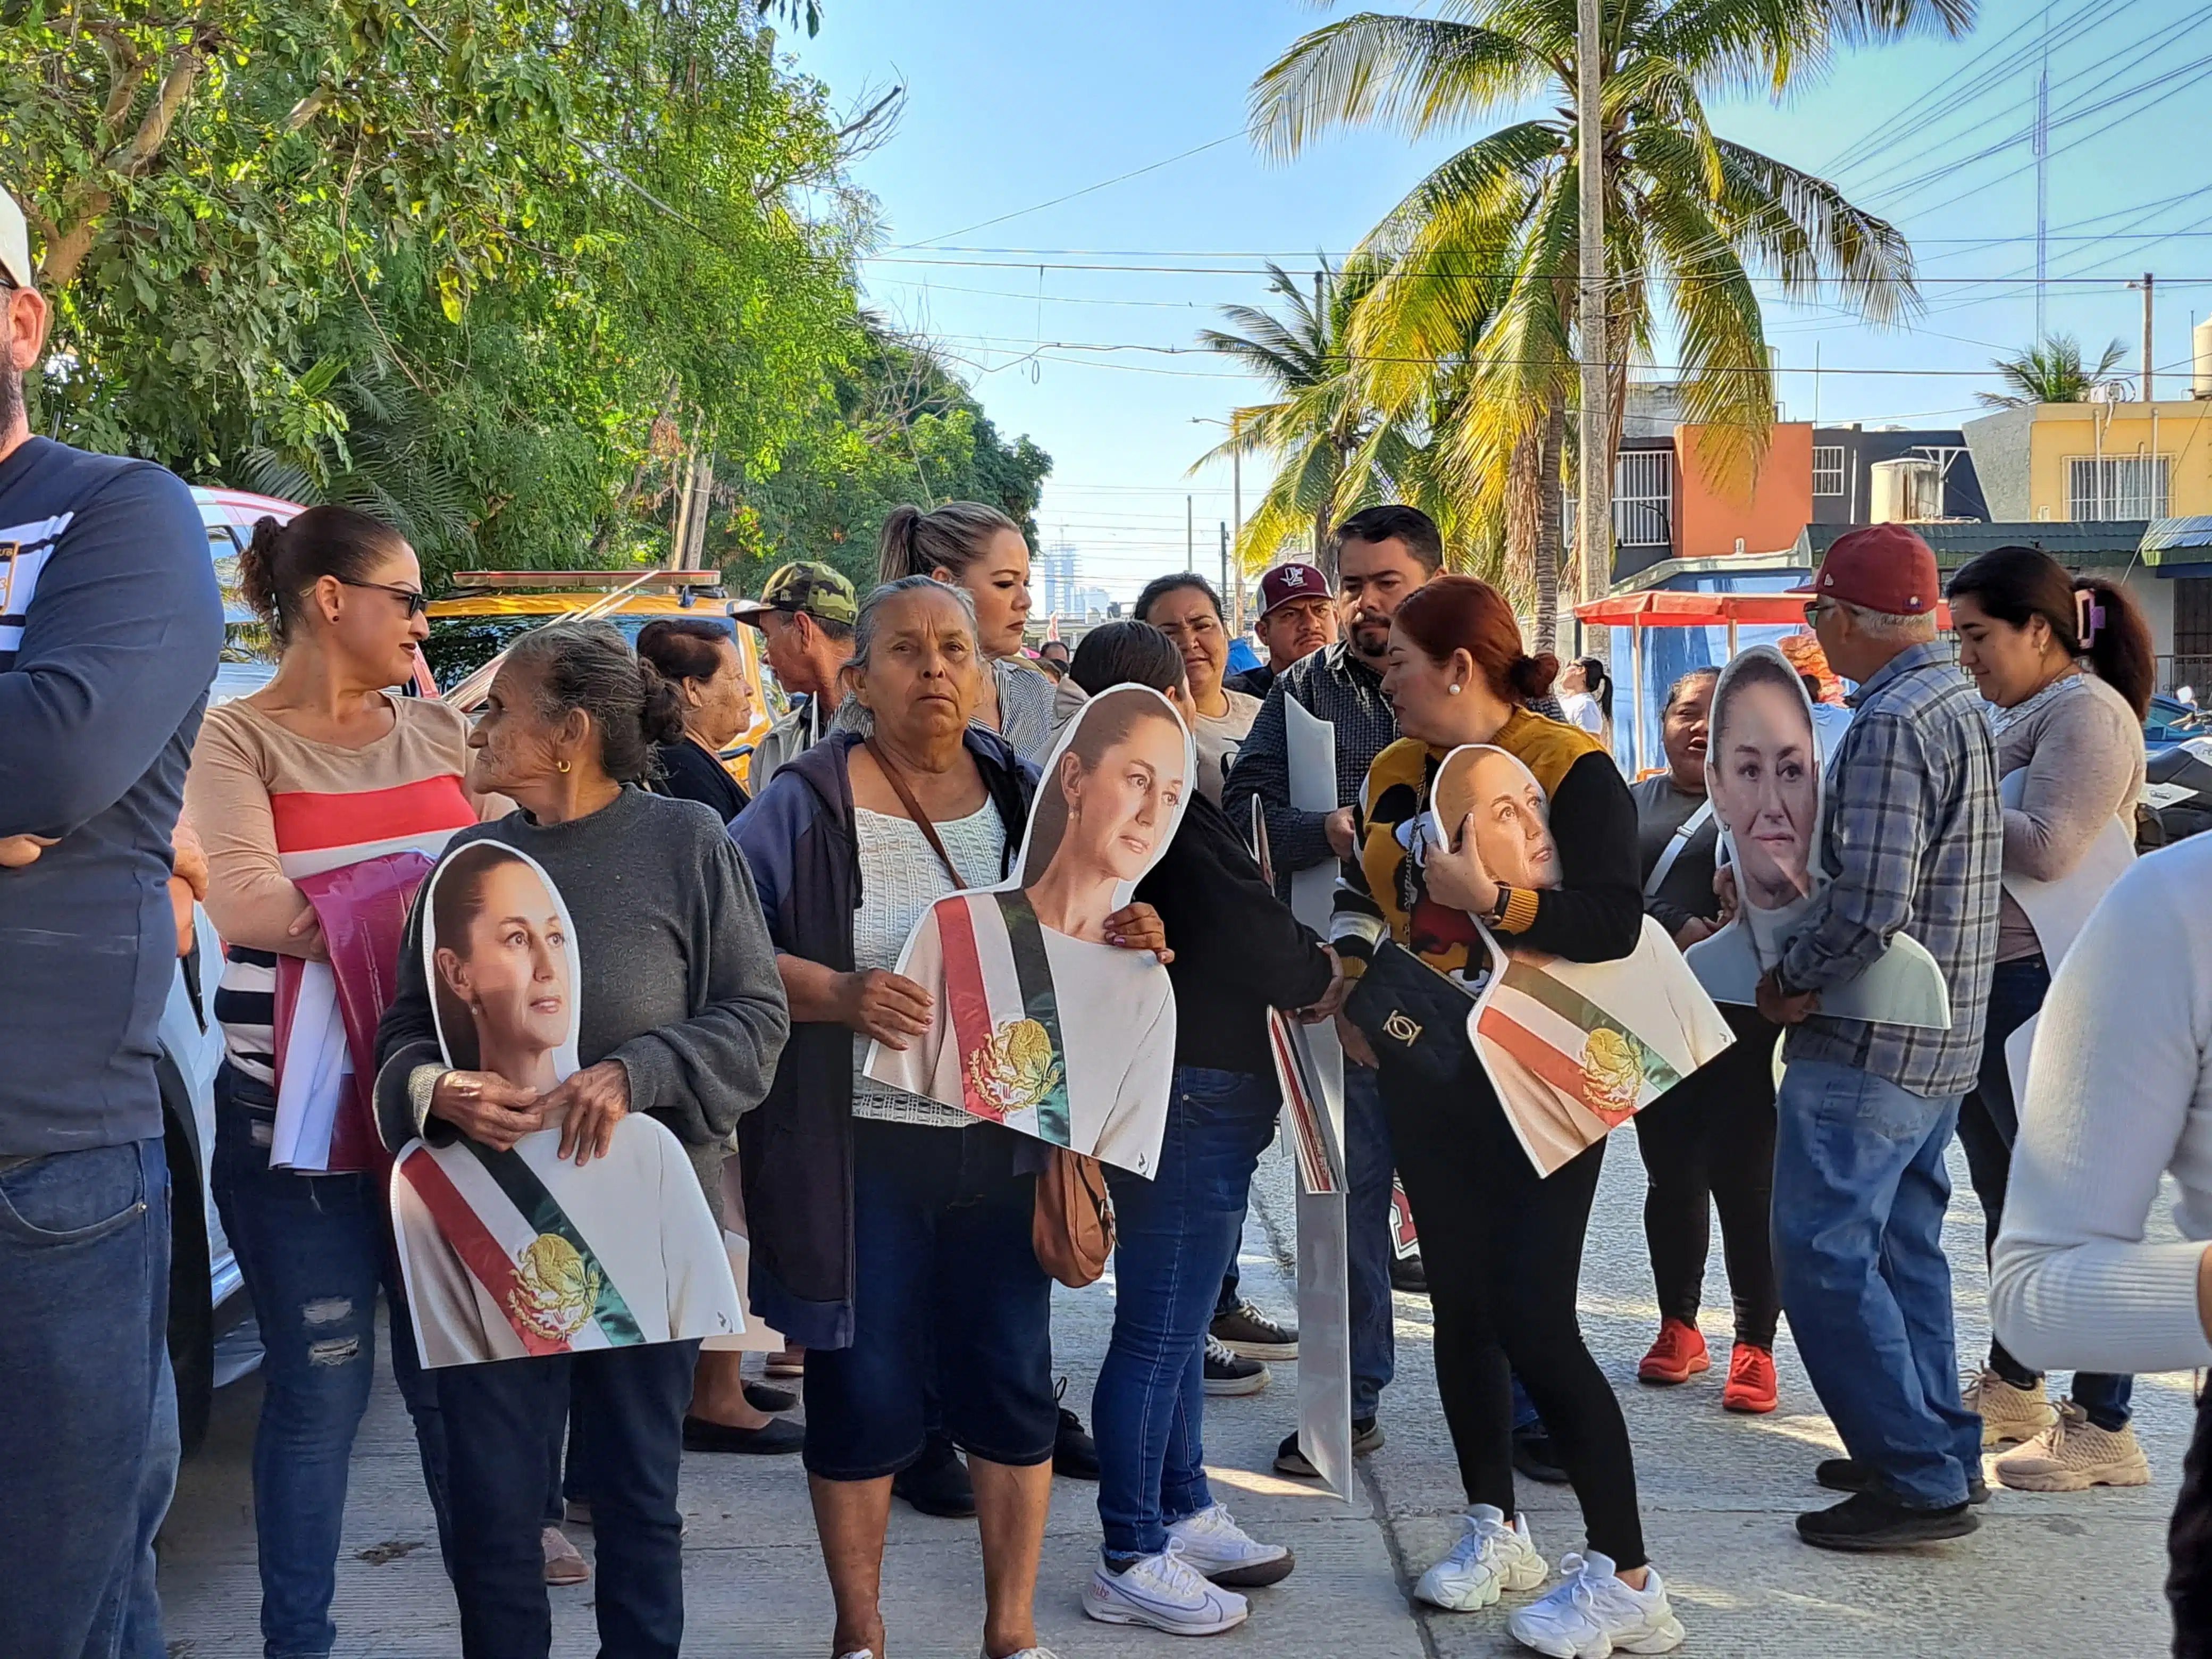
[866, 685, 1194, 1177]
[390, 841, 743, 1367]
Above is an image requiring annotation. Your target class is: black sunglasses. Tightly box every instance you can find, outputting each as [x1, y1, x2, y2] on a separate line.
[340, 577, 430, 618]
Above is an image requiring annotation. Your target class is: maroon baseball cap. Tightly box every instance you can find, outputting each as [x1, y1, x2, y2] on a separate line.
[1256, 562, 1329, 617]
[1791, 523, 1940, 615]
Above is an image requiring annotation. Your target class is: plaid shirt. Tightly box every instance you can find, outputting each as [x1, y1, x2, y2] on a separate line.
[1223, 640, 1400, 898]
[1779, 640, 2002, 1099]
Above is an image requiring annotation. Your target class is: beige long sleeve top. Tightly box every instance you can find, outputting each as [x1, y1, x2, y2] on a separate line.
[1988, 673, 2144, 961]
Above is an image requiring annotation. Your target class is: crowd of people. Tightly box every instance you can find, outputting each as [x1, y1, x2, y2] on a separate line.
[7, 176, 2212, 1659]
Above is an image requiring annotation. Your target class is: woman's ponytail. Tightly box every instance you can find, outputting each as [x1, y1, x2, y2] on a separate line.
[1508, 650, 1561, 703]
[236, 517, 287, 638]
[2074, 576, 2154, 720]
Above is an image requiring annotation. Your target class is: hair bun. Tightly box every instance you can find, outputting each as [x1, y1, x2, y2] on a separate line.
[636, 659, 689, 748]
[1509, 651, 1560, 701]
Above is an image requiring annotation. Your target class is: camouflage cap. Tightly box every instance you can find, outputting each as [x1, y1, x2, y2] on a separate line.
[728, 560, 857, 627]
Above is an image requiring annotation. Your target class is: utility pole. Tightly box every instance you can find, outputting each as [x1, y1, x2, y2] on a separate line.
[1186, 494, 1194, 569]
[1219, 522, 1230, 615]
[2034, 9, 2050, 342]
[1231, 448, 1245, 633]
[1574, 0, 1610, 658]
[2134, 272, 2156, 400]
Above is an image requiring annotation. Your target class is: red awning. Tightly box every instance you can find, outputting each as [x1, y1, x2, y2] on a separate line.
[1574, 590, 1950, 628]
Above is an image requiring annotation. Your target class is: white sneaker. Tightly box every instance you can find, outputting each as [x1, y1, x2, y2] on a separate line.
[1507, 1553, 1685, 1657]
[1167, 1502, 1296, 1587]
[1415, 1505, 1548, 1611]
[1085, 1540, 1251, 1635]
[983, 1650, 1063, 1658]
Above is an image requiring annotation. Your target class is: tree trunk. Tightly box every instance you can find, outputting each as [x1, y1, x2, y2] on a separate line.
[1531, 396, 1566, 655]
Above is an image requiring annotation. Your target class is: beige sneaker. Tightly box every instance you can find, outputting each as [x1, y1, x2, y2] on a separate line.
[1963, 1368, 2057, 1448]
[1995, 1400, 2153, 1492]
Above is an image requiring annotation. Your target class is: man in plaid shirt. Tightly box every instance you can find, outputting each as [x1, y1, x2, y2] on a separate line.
[1758, 524, 2002, 1552]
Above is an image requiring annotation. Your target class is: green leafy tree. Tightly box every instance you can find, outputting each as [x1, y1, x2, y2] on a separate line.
[1978, 334, 2129, 408]
[1249, 0, 1965, 639]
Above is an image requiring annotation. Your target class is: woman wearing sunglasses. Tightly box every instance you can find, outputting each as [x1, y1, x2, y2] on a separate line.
[183, 505, 497, 1657]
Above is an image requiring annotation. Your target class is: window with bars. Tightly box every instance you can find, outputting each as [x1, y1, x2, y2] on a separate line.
[2067, 455, 2169, 521]
[1813, 446, 1846, 497]
[1613, 449, 1672, 547]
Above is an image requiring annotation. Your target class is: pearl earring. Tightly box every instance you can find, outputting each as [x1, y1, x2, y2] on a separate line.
[1447, 683, 1463, 696]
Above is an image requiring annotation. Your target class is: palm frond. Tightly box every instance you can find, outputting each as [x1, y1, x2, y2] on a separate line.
[1249, 14, 1545, 162]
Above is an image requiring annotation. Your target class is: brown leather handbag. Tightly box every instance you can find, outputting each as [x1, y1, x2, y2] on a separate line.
[864, 740, 1117, 1289]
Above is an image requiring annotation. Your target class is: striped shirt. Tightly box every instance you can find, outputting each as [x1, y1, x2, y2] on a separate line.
[184, 697, 482, 1084]
[1778, 641, 2003, 1099]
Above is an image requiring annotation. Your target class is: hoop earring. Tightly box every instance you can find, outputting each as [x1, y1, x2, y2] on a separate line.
[557, 758, 572, 774]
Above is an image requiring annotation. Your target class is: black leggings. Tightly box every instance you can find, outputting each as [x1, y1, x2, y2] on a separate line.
[2172, 1388, 2212, 1656]
[1380, 1053, 1646, 1570]
[1632, 1005, 1781, 1350]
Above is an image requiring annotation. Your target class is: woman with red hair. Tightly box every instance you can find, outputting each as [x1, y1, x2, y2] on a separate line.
[1333, 577, 1682, 1656]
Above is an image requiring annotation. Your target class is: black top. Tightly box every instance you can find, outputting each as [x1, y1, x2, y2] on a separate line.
[654, 736, 749, 825]
[1225, 663, 1275, 700]
[1629, 773, 1722, 936]
[1135, 790, 1334, 1077]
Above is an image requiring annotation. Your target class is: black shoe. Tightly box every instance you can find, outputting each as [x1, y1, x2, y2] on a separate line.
[1796, 1490, 1979, 1551]
[1203, 1336, 1271, 1396]
[1210, 1300, 1299, 1360]
[1816, 1458, 1989, 1506]
[743, 1381, 797, 1414]
[1389, 1252, 1428, 1294]
[893, 1433, 975, 1518]
[1512, 1428, 1571, 1486]
[681, 1413, 804, 1455]
[1273, 1419, 1383, 1477]
[1053, 1380, 1100, 1480]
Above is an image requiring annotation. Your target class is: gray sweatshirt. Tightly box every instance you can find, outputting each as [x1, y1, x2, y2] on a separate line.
[373, 786, 791, 1211]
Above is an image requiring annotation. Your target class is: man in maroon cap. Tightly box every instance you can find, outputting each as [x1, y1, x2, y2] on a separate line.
[1760, 523, 2002, 1551]
[1227, 562, 1338, 700]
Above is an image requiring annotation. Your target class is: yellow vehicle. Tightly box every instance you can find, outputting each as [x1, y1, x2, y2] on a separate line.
[424, 571, 783, 782]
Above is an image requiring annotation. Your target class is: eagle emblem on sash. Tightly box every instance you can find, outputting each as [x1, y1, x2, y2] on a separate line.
[965, 1018, 1065, 1120]
[509, 1234, 600, 1342]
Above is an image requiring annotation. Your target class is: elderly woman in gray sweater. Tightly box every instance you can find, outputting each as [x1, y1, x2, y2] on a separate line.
[1945, 545, 2154, 1493]
[374, 622, 789, 1659]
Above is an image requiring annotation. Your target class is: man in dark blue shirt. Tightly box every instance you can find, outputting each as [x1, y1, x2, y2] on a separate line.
[0, 187, 224, 1659]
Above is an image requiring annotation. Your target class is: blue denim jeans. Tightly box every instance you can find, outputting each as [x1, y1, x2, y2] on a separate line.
[1096, 1066, 1281, 1562]
[1773, 1059, 1983, 1509]
[210, 1065, 454, 1657]
[439, 1343, 699, 1659]
[0, 1136, 178, 1659]
[1957, 957, 2134, 1431]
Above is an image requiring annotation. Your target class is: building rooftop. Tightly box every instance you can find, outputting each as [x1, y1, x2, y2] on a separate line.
[1793, 520, 2151, 569]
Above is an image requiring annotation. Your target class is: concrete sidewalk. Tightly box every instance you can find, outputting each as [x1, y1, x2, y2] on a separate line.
[158, 1134, 2189, 1656]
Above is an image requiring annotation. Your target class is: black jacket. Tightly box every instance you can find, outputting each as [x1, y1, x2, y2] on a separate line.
[1135, 790, 1334, 1077]
[729, 728, 1034, 1349]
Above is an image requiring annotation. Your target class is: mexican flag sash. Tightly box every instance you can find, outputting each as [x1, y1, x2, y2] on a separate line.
[396, 1137, 646, 1356]
[935, 890, 1072, 1143]
[1475, 960, 1687, 1130]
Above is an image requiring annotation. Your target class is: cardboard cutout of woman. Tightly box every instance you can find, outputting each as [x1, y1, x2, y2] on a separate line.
[391, 841, 742, 1367]
[865, 685, 1193, 1176]
[1684, 643, 1950, 1025]
[1427, 745, 1736, 1178]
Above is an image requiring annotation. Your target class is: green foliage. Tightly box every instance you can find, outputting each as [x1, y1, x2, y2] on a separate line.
[1, 0, 1045, 589]
[718, 320, 1053, 594]
[1979, 334, 2128, 408]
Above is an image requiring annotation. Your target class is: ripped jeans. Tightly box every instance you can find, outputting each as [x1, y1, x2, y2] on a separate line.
[211, 1065, 453, 1658]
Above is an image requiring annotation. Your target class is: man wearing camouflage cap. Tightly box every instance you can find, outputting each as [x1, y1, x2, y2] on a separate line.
[731, 560, 858, 793]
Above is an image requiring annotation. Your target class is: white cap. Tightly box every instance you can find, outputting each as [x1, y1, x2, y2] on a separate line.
[1, 189, 33, 289]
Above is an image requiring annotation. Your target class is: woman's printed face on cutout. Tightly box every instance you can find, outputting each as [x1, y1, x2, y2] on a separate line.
[1707, 672, 1817, 910]
[1061, 711, 1189, 883]
[441, 860, 572, 1074]
[1435, 747, 1561, 892]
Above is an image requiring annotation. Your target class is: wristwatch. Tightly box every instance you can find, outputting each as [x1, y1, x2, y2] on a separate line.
[1487, 885, 1515, 926]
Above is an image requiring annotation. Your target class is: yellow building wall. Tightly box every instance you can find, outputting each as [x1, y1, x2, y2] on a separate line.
[2025, 402, 2212, 520]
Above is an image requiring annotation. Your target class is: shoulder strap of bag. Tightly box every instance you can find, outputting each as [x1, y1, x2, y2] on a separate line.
[1643, 798, 1715, 899]
[864, 739, 965, 890]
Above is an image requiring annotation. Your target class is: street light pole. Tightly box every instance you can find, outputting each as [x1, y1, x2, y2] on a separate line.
[1232, 448, 1245, 633]
[1575, 0, 1611, 661]
[1187, 494, 1194, 569]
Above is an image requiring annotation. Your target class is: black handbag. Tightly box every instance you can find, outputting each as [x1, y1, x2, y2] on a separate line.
[1344, 940, 1478, 1090]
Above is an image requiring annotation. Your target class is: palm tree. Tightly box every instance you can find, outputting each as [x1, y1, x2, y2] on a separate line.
[1978, 334, 2129, 407]
[1250, 0, 1966, 642]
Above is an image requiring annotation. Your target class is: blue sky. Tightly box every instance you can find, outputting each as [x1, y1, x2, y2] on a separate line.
[790, 0, 2210, 601]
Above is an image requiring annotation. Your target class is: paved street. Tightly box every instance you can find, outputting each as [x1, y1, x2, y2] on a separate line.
[160, 1133, 2192, 1657]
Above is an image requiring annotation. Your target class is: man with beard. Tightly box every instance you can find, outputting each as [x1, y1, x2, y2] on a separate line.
[1225, 504, 1440, 1477]
[1227, 562, 1337, 700]
[0, 188, 223, 1658]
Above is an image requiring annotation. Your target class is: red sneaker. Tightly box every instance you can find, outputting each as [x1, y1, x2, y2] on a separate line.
[1637, 1318, 1711, 1385]
[1722, 1343, 1779, 1414]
